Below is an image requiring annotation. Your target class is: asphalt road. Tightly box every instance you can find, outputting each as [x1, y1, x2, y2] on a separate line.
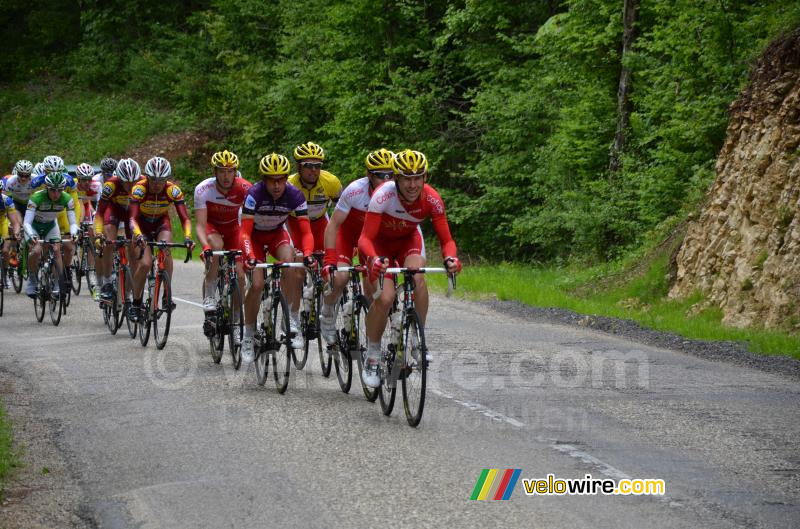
[1, 262, 798, 528]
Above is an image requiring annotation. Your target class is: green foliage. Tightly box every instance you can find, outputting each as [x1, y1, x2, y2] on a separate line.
[0, 399, 20, 499]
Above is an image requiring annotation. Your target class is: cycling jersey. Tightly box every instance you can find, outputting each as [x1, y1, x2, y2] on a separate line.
[5, 174, 46, 210]
[288, 170, 341, 221]
[94, 176, 133, 234]
[358, 181, 457, 260]
[193, 176, 252, 225]
[128, 179, 192, 239]
[57, 175, 83, 233]
[24, 189, 77, 241]
[77, 175, 103, 205]
[240, 182, 313, 259]
[0, 194, 17, 238]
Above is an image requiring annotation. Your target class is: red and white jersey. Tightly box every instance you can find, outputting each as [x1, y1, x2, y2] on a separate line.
[193, 176, 252, 225]
[359, 181, 456, 257]
[335, 177, 375, 236]
[77, 175, 103, 205]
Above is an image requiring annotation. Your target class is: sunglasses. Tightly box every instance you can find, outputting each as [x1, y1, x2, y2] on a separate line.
[398, 172, 425, 178]
[300, 162, 323, 169]
[369, 170, 393, 180]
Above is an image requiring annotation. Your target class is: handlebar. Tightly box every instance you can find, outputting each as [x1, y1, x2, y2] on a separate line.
[137, 241, 193, 263]
[377, 267, 457, 298]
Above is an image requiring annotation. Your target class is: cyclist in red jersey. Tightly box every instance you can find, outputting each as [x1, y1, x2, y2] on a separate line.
[357, 149, 462, 388]
[318, 148, 395, 342]
[195, 150, 252, 313]
[94, 158, 139, 301]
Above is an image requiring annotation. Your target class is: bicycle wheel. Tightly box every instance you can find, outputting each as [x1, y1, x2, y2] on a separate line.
[0, 262, 5, 316]
[114, 269, 126, 330]
[378, 310, 397, 416]
[70, 252, 81, 294]
[254, 286, 271, 385]
[354, 297, 378, 402]
[34, 268, 46, 323]
[10, 248, 23, 293]
[124, 268, 137, 339]
[48, 265, 62, 326]
[315, 286, 332, 377]
[104, 292, 119, 334]
[294, 288, 312, 370]
[83, 244, 97, 296]
[401, 310, 427, 427]
[333, 297, 352, 393]
[226, 279, 243, 370]
[138, 279, 151, 346]
[152, 271, 173, 350]
[271, 291, 292, 394]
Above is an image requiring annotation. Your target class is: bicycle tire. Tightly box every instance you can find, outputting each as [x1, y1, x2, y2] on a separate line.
[254, 285, 271, 385]
[70, 252, 81, 294]
[114, 268, 126, 330]
[333, 296, 352, 393]
[0, 261, 4, 316]
[48, 264, 62, 326]
[138, 278, 152, 346]
[401, 310, 427, 427]
[10, 247, 23, 293]
[104, 295, 119, 334]
[124, 268, 137, 339]
[227, 278, 243, 370]
[153, 270, 172, 350]
[272, 291, 292, 394]
[354, 297, 378, 402]
[378, 308, 398, 416]
[315, 285, 332, 377]
[34, 267, 46, 323]
[294, 287, 312, 370]
[83, 243, 97, 296]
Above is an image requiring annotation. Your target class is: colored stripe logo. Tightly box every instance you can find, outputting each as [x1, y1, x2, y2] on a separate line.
[470, 469, 521, 500]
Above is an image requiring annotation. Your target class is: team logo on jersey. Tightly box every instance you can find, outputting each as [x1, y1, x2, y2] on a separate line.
[131, 186, 146, 200]
[102, 183, 115, 197]
[244, 195, 256, 210]
[170, 186, 183, 200]
[426, 194, 444, 214]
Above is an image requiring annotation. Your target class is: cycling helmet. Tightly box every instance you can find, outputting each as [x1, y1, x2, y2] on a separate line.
[76, 162, 95, 180]
[32, 162, 45, 176]
[365, 148, 395, 171]
[211, 150, 240, 169]
[144, 156, 172, 180]
[14, 159, 34, 176]
[100, 157, 117, 172]
[44, 172, 67, 190]
[116, 158, 141, 183]
[259, 153, 291, 176]
[43, 155, 65, 173]
[293, 142, 325, 161]
[392, 149, 428, 177]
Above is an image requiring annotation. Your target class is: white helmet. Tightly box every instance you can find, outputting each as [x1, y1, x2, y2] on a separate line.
[76, 162, 95, 180]
[116, 158, 141, 183]
[32, 162, 45, 176]
[14, 159, 34, 175]
[42, 155, 65, 173]
[144, 156, 172, 180]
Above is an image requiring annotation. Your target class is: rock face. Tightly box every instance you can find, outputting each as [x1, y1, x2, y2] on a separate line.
[670, 29, 800, 330]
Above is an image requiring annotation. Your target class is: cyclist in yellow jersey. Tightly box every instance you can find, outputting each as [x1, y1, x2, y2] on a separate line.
[287, 142, 342, 252]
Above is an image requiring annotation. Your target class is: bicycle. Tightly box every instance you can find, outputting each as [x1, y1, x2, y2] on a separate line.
[137, 241, 192, 350]
[98, 238, 135, 337]
[376, 267, 455, 427]
[0, 238, 6, 316]
[69, 221, 97, 298]
[298, 251, 330, 373]
[331, 264, 377, 401]
[203, 249, 244, 368]
[32, 238, 65, 326]
[251, 261, 306, 393]
[2, 236, 23, 295]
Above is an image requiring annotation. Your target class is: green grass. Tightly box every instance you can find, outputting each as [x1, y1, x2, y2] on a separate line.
[0, 79, 194, 168]
[428, 257, 800, 359]
[0, 399, 20, 499]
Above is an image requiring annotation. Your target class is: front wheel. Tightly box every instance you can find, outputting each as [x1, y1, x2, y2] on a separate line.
[48, 265, 63, 326]
[401, 310, 427, 427]
[355, 297, 378, 403]
[226, 278, 243, 370]
[138, 279, 152, 346]
[124, 268, 137, 339]
[333, 297, 352, 393]
[271, 291, 292, 394]
[33, 269, 46, 323]
[152, 271, 173, 350]
[70, 252, 82, 294]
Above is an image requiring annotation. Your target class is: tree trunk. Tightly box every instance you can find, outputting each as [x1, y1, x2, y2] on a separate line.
[609, 0, 638, 173]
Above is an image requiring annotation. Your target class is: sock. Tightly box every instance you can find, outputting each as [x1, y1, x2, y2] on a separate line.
[321, 301, 334, 317]
[244, 325, 255, 337]
[204, 278, 216, 297]
[291, 310, 300, 323]
[367, 340, 381, 357]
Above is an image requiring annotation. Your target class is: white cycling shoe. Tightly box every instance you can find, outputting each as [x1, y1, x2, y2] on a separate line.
[289, 319, 304, 350]
[320, 312, 337, 344]
[241, 336, 255, 363]
[202, 296, 216, 312]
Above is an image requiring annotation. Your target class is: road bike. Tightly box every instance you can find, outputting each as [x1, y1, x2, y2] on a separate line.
[32, 239, 65, 326]
[137, 241, 192, 350]
[332, 264, 376, 401]
[298, 251, 330, 373]
[98, 238, 135, 336]
[2, 236, 23, 295]
[203, 249, 244, 368]
[377, 267, 455, 427]
[252, 261, 305, 393]
[69, 221, 97, 298]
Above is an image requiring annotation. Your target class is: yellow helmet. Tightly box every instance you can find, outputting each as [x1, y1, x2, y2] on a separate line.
[392, 149, 428, 176]
[293, 141, 325, 161]
[211, 150, 240, 169]
[365, 148, 395, 171]
[259, 153, 291, 176]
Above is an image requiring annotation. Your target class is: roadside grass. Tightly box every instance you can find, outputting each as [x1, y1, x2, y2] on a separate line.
[0, 399, 20, 499]
[427, 256, 800, 359]
[0, 80, 193, 167]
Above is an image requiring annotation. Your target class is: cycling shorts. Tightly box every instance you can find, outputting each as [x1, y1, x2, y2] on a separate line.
[368, 229, 424, 267]
[250, 228, 291, 262]
[137, 215, 172, 241]
[25, 221, 60, 243]
[207, 221, 242, 261]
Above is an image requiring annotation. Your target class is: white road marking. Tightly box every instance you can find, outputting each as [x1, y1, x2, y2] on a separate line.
[173, 296, 204, 309]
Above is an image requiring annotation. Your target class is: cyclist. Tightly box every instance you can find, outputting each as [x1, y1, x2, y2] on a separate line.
[94, 158, 139, 301]
[319, 148, 395, 342]
[195, 150, 251, 314]
[239, 153, 315, 363]
[23, 173, 79, 298]
[128, 156, 193, 322]
[99, 157, 117, 182]
[40, 156, 82, 281]
[75, 162, 102, 221]
[5, 160, 45, 214]
[1, 185, 23, 274]
[358, 149, 462, 388]
[287, 142, 342, 253]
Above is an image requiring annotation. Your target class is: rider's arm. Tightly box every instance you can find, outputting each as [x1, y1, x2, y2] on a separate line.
[240, 214, 255, 260]
[22, 203, 37, 239]
[9, 209, 22, 238]
[323, 209, 347, 264]
[174, 201, 192, 239]
[357, 211, 381, 260]
[195, 208, 209, 249]
[65, 196, 79, 237]
[94, 198, 108, 235]
[128, 201, 142, 238]
[286, 215, 314, 257]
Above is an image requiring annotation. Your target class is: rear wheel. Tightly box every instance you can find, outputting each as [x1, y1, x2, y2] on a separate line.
[34, 267, 47, 323]
[152, 271, 172, 350]
[271, 291, 292, 394]
[354, 297, 378, 402]
[11, 247, 23, 293]
[124, 268, 137, 339]
[401, 310, 427, 427]
[333, 296, 352, 393]
[378, 309, 398, 416]
[138, 279, 152, 346]
[70, 252, 81, 294]
[48, 264, 62, 326]
[226, 278, 243, 370]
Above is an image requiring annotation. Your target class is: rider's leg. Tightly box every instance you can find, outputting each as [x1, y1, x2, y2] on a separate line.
[278, 244, 301, 318]
[404, 253, 428, 325]
[203, 233, 223, 300]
